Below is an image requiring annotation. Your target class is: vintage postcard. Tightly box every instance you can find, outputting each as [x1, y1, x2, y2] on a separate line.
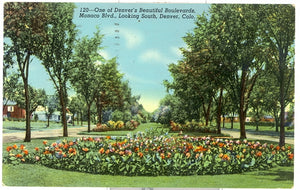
[1, 0, 297, 189]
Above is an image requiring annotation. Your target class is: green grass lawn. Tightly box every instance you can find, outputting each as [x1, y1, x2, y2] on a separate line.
[2, 163, 293, 188]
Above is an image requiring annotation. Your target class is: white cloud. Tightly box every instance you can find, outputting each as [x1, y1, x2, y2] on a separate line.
[121, 28, 143, 49]
[139, 49, 175, 65]
[102, 27, 143, 49]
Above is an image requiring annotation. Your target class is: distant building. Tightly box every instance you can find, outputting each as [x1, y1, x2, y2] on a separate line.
[32, 110, 61, 122]
[3, 100, 26, 119]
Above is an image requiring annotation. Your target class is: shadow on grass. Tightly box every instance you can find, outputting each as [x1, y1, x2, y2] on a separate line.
[251, 167, 294, 182]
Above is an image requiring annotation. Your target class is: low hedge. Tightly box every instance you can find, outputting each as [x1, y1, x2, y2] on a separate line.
[170, 120, 218, 133]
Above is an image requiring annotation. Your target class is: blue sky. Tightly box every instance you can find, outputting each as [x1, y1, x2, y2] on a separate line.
[27, 3, 211, 112]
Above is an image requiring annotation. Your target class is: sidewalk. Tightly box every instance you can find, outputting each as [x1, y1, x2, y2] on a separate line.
[2, 126, 88, 143]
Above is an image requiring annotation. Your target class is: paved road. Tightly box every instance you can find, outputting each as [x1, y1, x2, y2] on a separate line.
[2, 126, 294, 145]
[222, 128, 294, 145]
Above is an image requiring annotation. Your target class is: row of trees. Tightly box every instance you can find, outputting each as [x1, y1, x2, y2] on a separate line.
[4, 2, 145, 142]
[161, 4, 294, 146]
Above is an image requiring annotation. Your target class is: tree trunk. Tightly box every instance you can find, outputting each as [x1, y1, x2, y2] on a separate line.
[59, 88, 68, 137]
[279, 82, 285, 146]
[230, 117, 234, 129]
[24, 81, 31, 142]
[216, 88, 223, 134]
[23, 53, 31, 142]
[239, 70, 247, 139]
[202, 98, 212, 126]
[47, 114, 50, 127]
[87, 104, 91, 133]
[222, 114, 225, 128]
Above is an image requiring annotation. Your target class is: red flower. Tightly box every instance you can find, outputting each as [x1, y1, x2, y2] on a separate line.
[13, 144, 18, 149]
[20, 144, 25, 150]
[138, 152, 143, 158]
[256, 151, 262, 157]
[35, 147, 39, 152]
[288, 153, 294, 160]
[43, 141, 48, 145]
[23, 150, 29, 155]
[276, 145, 280, 151]
[270, 144, 274, 149]
[16, 154, 22, 158]
[6, 146, 13, 152]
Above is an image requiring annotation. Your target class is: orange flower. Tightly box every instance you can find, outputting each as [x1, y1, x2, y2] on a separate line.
[13, 144, 18, 149]
[68, 141, 74, 146]
[194, 145, 207, 152]
[134, 147, 139, 152]
[186, 152, 191, 158]
[288, 153, 294, 160]
[64, 144, 69, 149]
[272, 151, 276, 155]
[167, 152, 172, 158]
[16, 154, 22, 158]
[21, 158, 25, 162]
[88, 137, 94, 141]
[105, 149, 110, 154]
[256, 151, 262, 157]
[236, 155, 240, 159]
[222, 154, 230, 161]
[160, 153, 165, 159]
[106, 136, 111, 139]
[195, 153, 200, 159]
[138, 152, 143, 158]
[99, 148, 105, 154]
[20, 144, 25, 150]
[43, 141, 48, 145]
[6, 146, 13, 152]
[281, 146, 286, 151]
[43, 150, 50, 155]
[119, 151, 125, 156]
[82, 148, 89, 152]
[276, 145, 280, 151]
[270, 144, 274, 149]
[219, 153, 224, 158]
[287, 146, 291, 150]
[35, 147, 39, 151]
[23, 150, 29, 155]
[218, 143, 225, 148]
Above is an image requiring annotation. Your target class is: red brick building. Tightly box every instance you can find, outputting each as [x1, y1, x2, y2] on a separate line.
[3, 100, 26, 119]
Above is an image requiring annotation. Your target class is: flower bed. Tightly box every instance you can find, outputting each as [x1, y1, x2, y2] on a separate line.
[3, 132, 293, 176]
[92, 120, 140, 132]
[170, 120, 218, 133]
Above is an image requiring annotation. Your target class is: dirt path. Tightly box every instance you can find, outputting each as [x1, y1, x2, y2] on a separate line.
[222, 128, 294, 145]
[2, 126, 89, 143]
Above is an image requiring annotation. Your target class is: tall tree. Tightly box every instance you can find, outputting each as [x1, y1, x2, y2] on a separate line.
[259, 4, 295, 146]
[37, 3, 77, 137]
[94, 58, 124, 124]
[71, 28, 104, 132]
[4, 2, 49, 142]
[209, 4, 266, 138]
